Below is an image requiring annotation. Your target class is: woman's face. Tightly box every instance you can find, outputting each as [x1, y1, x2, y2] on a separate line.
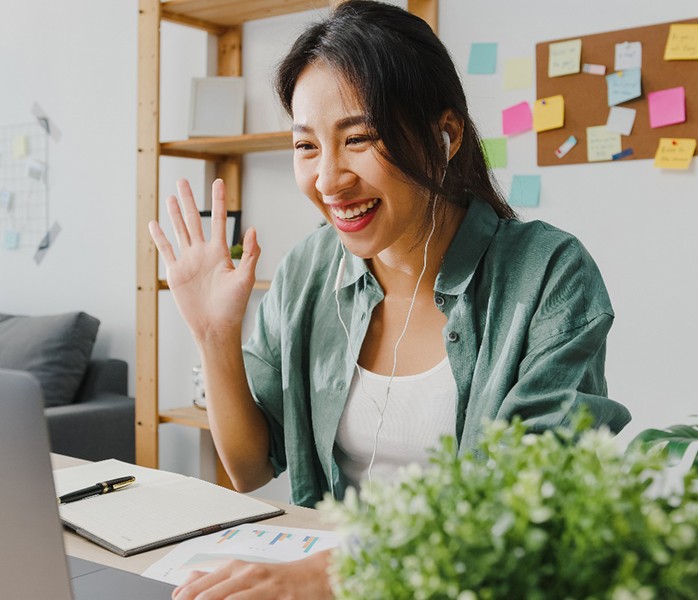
[291, 62, 429, 260]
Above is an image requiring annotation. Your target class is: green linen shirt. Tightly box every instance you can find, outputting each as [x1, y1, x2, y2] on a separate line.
[243, 198, 631, 507]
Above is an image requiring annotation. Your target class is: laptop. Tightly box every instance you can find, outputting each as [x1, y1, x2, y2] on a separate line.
[0, 368, 175, 599]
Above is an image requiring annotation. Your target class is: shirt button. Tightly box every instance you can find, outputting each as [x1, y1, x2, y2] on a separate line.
[434, 295, 445, 307]
[447, 331, 459, 342]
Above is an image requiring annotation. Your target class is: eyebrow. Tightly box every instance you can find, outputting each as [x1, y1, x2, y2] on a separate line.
[292, 115, 370, 133]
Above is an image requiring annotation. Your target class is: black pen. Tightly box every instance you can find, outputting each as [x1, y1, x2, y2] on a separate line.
[58, 476, 136, 504]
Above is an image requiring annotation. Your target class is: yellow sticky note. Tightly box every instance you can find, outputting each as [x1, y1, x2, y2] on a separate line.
[12, 135, 28, 159]
[503, 57, 533, 90]
[654, 138, 697, 169]
[533, 95, 564, 132]
[548, 39, 582, 77]
[664, 24, 698, 60]
[586, 126, 622, 162]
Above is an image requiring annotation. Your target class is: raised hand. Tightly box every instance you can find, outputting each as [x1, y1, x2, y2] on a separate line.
[148, 178, 261, 345]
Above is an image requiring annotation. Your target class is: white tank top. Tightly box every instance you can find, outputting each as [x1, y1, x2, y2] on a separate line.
[335, 356, 458, 492]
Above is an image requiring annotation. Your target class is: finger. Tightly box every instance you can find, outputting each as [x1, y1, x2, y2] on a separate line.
[237, 227, 261, 277]
[166, 194, 192, 249]
[148, 220, 177, 266]
[173, 567, 232, 600]
[210, 178, 229, 248]
[176, 178, 205, 243]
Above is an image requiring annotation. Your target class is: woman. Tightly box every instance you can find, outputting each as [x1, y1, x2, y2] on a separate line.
[151, 1, 631, 598]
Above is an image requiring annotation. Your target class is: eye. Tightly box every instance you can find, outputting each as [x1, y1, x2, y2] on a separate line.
[346, 135, 373, 146]
[294, 141, 316, 151]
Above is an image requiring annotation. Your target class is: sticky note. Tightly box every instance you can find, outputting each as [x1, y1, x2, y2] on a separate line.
[509, 175, 541, 207]
[615, 41, 642, 70]
[586, 126, 622, 162]
[648, 86, 686, 128]
[481, 138, 507, 169]
[27, 159, 46, 182]
[654, 138, 696, 169]
[548, 39, 582, 77]
[503, 57, 533, 90]
[12, 135, 27, 159]
[4, 230, 19, 250]
[0, 189, 12, 210]
[606, 106, 637, 136]
[502, 102, 532, 136]
[533, 95, 564, 132]
[468, 43, 497, 74]
[664, 24, 698, 60]
[605, 68, 642, 106]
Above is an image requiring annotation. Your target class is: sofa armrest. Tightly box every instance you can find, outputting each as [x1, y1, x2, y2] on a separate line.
[73, 359, 128, 403]
[45, 393, 135, 462]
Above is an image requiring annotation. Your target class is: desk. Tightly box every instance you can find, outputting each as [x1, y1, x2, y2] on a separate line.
[52, 454, 334, 576]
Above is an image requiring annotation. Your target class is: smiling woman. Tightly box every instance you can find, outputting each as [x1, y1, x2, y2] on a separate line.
[148, 1, 631, 598]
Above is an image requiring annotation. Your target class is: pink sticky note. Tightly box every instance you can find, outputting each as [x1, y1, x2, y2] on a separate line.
[502, 101, 532, 136]
[648, 86, 686, 129]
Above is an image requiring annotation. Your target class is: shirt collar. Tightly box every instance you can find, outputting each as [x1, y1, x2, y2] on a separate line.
[435, 197, 500, 296]
[335, 197, 500, 294]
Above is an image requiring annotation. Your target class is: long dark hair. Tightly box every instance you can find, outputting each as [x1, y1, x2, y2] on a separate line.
[275, 0, 515, 225]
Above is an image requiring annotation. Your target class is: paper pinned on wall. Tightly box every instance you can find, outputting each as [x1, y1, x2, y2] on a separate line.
[481, 138, 507, 168]
[27, 159, 46, 182]
[503, 57, 533, 90]
[509, 175, 541, 207]
[548, 39, 582, 77]
[12, 135, 28, 159]
[31, 102, 62, 142]
[615, 41, 642, 70]
[468, 43, 498, 74]
[4, 230, 20, 250]
[502, 102, 532, 136]
[34, 222, 61, 265]
[648, 86, 686, 129]
[664, 24, 698, 60]
[533, 95, 564, 132]
[653, 138, 696, 169]
[606, 106, 637, 135]
[0, 189, 12, 210]
[586, 126, 622, 162]
[605, 68, 642, 106]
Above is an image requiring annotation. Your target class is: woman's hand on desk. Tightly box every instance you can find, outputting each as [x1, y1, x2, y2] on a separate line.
[148, 178, 261, 344]
[171, 550, 334, 600]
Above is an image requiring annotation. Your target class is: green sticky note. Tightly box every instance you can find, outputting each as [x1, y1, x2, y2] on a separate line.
[509, 175, 541, 207]
[468, 43, 498, 74]
[481, 138, 507, 169]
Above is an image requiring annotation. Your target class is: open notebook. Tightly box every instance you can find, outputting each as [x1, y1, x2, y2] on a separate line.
[54, 459, 284, 557]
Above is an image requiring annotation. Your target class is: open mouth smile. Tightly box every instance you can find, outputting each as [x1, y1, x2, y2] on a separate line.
[328, 198, 381, 233]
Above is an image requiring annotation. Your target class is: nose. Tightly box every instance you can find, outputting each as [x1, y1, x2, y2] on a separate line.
[314, 150, 356, 198]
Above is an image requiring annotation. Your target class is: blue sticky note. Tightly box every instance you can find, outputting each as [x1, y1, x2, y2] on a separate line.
[468, 43, 498, 74]
[606, 68, 642, 106]
[509, 175, 541, 208]
[4, 229, 20, 250]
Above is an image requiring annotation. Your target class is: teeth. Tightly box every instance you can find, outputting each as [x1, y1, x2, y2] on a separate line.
[331, 199, 378, 220]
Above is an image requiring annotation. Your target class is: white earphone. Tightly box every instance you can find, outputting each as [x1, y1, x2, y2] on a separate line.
[441, 130, 451, 161]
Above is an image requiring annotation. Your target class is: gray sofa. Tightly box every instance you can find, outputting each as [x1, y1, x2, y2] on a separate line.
[0, 312, 135, 462]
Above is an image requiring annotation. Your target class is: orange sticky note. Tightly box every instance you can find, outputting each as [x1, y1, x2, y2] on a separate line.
[533, 95, 564, 132]
[654, 138, 696, 169]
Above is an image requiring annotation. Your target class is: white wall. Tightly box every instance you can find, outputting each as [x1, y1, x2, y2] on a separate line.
[1, 0, 695, 501]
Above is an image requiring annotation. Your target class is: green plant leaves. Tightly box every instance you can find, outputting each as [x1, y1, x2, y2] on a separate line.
[630, 422, 698, 466]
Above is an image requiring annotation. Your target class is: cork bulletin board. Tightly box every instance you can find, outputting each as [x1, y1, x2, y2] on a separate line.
[535, 18, 698, 167]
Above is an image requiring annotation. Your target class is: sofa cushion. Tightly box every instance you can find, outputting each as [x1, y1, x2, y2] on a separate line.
[0, 312, 100, 407]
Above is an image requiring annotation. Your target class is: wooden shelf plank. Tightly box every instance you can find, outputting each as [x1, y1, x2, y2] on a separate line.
[160, 130, 292, 159]
[158, 278, 271, 291]
[160, 405, 211, 429]
[161, 0, 329, 28]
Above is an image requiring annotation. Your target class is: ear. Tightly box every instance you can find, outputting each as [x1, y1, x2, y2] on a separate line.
[438, 109, 464, 161]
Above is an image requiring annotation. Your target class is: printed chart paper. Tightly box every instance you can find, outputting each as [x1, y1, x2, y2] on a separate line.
[142, 524, 339, 586]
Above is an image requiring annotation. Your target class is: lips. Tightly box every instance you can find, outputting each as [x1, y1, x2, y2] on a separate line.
[327, 198, 381, 233]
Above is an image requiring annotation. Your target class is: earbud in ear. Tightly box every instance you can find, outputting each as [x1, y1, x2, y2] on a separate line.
[441, 130, 451, 161]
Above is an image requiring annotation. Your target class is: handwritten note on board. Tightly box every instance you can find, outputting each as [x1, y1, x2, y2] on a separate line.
[606, 68, 642, 106]
[548, 39, 582, 77]
[615, 41, 642, 70]
[664, 24, 698, 60]
[606, 106, 637, 136]
[533, 95, 564, 132]
[648, 86, 686, 128]
[654, 138, 696, 169]
[586, 126, 622, 162]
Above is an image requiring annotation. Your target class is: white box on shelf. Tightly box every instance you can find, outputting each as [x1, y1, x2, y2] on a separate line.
[188, 76, 245, 137]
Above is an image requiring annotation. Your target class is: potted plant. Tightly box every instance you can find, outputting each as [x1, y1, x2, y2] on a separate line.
[321, 415, 698, 599]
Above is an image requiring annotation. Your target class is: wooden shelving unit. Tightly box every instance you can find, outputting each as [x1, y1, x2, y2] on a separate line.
[135, 0, 438, 484]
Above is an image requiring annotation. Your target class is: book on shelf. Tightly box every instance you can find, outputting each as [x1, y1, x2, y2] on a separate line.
[53, 459, 284, 557]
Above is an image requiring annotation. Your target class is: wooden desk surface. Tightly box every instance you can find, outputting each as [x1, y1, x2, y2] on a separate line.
[52, 454, 334, 576]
